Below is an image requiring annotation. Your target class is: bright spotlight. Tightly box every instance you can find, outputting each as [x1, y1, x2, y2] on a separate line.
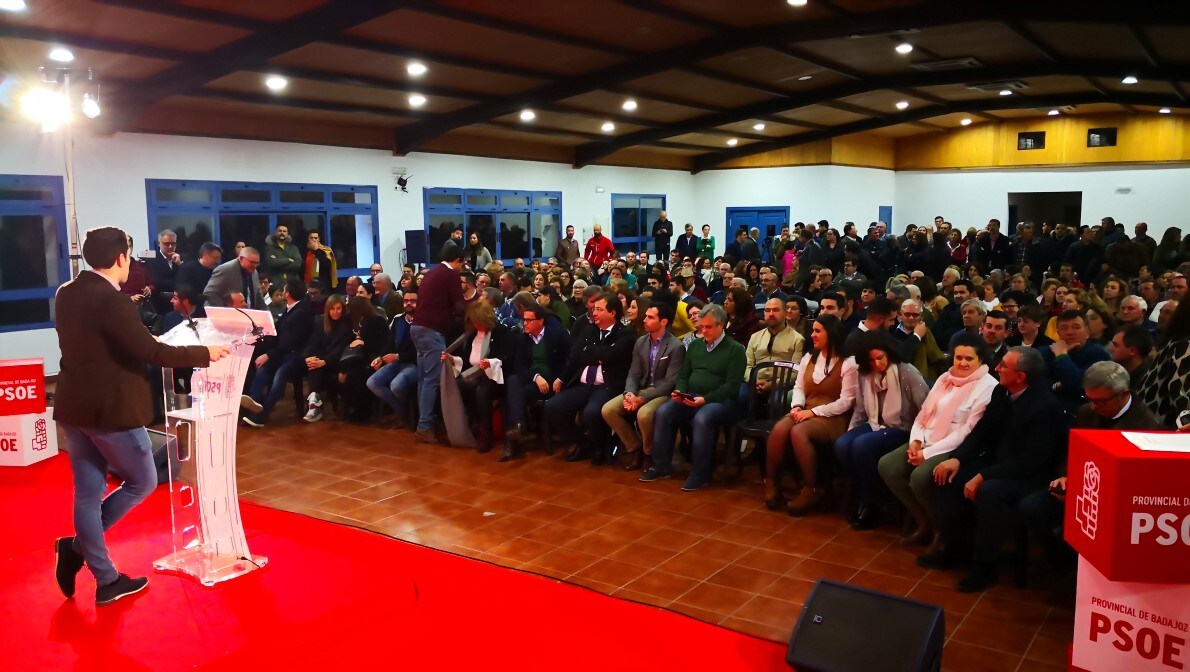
[406, 62, 427, 77]
[264, 75, 288, 92]
[82, 93, 101, 118]
[895, 100, 909, 110]
[0, 0, 27, 12]
[753, 123, 766, 131]
[601, 121, 615, 132]
[895, 43, 913, 55]
[49, 48, 75, 63]
[621, 99, 637, 112]
[726, 138, 738, 146]
[520, 109, 536, 122]
[999, 89, 1013, 96]
[1048, 109, 1060, 116]
[960, 118, 972, 126]
[408, 94, 427, 107]
[21, 87, 70, 132]
[1121, 76, 1138, 85]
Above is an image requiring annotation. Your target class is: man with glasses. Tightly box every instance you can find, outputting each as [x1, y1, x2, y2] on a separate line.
[503, 304, 571, 461]
[203, 246, 265, 309]
[892, 299, 946, 383]
[367, 290, 420, 429]
[143, 229, 181, 314]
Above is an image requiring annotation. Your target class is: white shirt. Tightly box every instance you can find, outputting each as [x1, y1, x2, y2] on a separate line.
[581, 327, 612, 385]
[788, 353, 859, 417]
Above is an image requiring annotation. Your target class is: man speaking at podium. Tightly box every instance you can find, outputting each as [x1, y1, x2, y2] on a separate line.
[53, 227, 230, 606]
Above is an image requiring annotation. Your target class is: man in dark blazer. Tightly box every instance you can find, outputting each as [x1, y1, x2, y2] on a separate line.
[741, 227, 762, 263]
[543, 292, 635, 465]
[366, 290, 420, 428]
[502, 304, 571, 461]
[175, 242, 221, 315]
[674, 223, 699, 261]
[652, 211, 673, 259]
[601, 302, 685, 472]
[141, 229, 181, 315]
[53, 227, 227, 606]
[204, 247, 265, 310]
[921, 346, 1066, 592]
[371, 273, 402, 321]
[242, 277, 313, 427]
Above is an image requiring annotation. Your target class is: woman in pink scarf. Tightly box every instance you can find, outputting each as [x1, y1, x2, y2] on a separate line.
[877, 333, 998, 549]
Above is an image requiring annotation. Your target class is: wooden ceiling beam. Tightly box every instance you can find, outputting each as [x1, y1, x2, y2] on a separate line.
[186, 89, 422, 120]
[91, 0, 268, 31]
[253, 65, 489, 102]
[691, 91, 1190, 172]
[1128, 24, 1187, 101]
[0, 24, 190, 61]
[574, 59, 1190, 167]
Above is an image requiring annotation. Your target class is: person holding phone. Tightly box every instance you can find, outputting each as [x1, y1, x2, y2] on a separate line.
[642, 304, 746, 491]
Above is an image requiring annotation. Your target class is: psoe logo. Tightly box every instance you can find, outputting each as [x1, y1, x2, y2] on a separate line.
[32, 419, 48, 451]
[1075, 461, 1101, 540]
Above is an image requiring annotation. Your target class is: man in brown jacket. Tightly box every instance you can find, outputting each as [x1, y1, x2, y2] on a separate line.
[53, 227, 228, 606]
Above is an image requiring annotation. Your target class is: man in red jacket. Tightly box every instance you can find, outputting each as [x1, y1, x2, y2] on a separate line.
[584, 225, 615, 269]
[54, 227, 229, 606]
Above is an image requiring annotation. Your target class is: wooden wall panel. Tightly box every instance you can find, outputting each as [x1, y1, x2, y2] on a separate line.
[715, 140, 834, 169]
[895, 113, 1189, 170]
[830, 134, 895, 169]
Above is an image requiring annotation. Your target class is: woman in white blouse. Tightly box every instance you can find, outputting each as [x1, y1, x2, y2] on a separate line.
[877, 332, 998, 547]
[764, 314, 857, 516]
[442, 300, 512, 454]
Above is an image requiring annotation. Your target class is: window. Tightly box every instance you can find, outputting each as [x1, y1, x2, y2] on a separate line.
[611, 194, 666, 255]
[1017, 131, 1046, 151]
[0, 175, 69, 331]
[1087, 127, 1118, 148]
[146, 180, 380, 280]
[423, 188, 562, 265]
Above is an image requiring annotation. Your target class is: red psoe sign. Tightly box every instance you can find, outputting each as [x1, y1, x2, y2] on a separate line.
[0, 358, 46, 416]
[1065, 430, 1190, 584]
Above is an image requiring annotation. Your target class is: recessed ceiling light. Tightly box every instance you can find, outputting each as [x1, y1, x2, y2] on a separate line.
[49, 48, 74, 63]
[1159, 108, 1172, 114]
[798, 75, 813, 81]
[786, 0, 808, 6]
[1122, 75, 1138, 85]
[895, 100, 909, 110]
[726, 138, 738, 146]
[753, 122, 766, 131]
[406, 62, 427, 77]
[601, 121, 615, 132]
[519, 109, 536, 122]
[408, 94, 427, 108]
[1048, 109, 1060, 116]
[999, 89, 1013, 96]
[621, 99, 637, 112]
[960, 118, 972, 126]
[895, 42, 913, 55]
[0, 0, 27, 12]
[264, 75, 288, 92]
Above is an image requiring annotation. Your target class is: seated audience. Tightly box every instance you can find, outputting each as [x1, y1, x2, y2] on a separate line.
[922, 347, 1063, 592]
[844, 296, 898, 356]
[503, 303, 571, 461]
[337, 296, 389, 421]
[834, 333, 930, 530]
[947, 299, 987, 354]
[543, 292, 635, 465]
[302, 295, 351, 422]
[445, 301, 513, 454]
[1042, 310, 1111, 416]
[1019, 361, 1163, 576]
[242, 278, 313, 427]
[785, 295, 814, 343]
[1108, 324, 1154, 395]
[877, 333, 997, 546]
[722, 286, 757, 345]
[1136, 298, 1190, 427]
[602, 303, 685, 472]
[366, 291, 419, 428]
[891, 298, 946, 383]
[764, 315, 857, 515]
[741, 297, 805, 407]
[981, 310, 1010, 371]
[642, 305, 746, 491]
[1007, 304, 1053, 349]
[931, 279, 973, 345]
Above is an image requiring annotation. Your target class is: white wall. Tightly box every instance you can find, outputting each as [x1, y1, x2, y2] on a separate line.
[2, 119, 1185, 370]
[693, 165, 896, 251]
[895, 165, 1190, 238]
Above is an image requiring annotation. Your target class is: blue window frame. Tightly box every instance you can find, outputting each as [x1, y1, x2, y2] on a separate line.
[0, 175, 69, 332]
[423, 188, 562, 265]
[146, 179, 380, 279]
[611, 193, 666, 255]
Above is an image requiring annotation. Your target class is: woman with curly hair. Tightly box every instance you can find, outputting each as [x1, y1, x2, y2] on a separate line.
[723, 285, 759, 345]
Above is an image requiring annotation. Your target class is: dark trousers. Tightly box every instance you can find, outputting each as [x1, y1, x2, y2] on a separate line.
[938, 462, 1041, 564]
[247, 354, 301, 422]
[1019, 487, 1074, 565]
[544, 383, 613, 448]
[458, 376, 499, 446]
[833, 425, 910, 503]
[505, 373, 550, 429]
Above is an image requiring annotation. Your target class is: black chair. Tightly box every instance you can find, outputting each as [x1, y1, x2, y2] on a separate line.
[725, 361, 799, 484]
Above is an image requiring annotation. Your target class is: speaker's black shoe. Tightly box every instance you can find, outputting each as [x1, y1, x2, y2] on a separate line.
[916, 549, 965, 570]
[956, 563, 999, 593]
[564, 444, 589, 462]
[506, 423, 528, 444]
[96, 574, 149, 606]
[497, 442, 519, 463]
[54, 537, 85, 599]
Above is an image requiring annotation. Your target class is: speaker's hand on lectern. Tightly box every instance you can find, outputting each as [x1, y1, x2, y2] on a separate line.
[207, 345, 232, 362]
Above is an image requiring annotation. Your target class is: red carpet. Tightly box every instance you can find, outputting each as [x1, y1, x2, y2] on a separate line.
[1, 456, 788, 671]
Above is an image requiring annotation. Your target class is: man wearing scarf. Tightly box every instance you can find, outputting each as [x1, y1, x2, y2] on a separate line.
[304, 231, 338, 290]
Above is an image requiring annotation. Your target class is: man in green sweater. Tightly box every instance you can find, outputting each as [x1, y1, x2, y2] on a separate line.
[641, 304, 746, 491]
[263, 223, 304, 286]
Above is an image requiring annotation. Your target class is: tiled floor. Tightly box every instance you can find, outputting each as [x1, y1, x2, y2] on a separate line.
[233, 411, 1073, 671]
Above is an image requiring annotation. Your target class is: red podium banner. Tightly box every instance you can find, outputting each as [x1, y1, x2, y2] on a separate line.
[0, 358, 47, 416]
[1065, 430, 1190, 585]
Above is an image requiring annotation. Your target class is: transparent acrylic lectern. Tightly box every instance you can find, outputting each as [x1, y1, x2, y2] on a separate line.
[154, 307, 275, 586]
